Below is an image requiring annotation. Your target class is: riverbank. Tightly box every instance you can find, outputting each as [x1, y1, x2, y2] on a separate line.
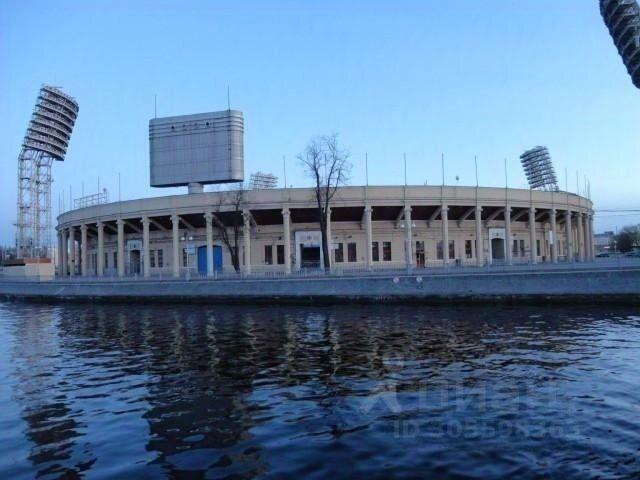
[1, 266, 640, 304]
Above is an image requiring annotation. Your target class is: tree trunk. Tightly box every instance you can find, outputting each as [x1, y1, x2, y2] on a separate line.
[319, 211, 330, 270]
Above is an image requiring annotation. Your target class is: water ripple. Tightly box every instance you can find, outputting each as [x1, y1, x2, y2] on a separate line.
[1, 303, 640, 478]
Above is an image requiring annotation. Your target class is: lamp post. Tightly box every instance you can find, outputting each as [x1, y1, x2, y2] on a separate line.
[181, 234, 195, 279]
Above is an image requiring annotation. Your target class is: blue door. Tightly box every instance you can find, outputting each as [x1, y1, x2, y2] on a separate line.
[197, 246, 207, 274]
[197, 246, 223, 274]
[213, 245, 223, 271]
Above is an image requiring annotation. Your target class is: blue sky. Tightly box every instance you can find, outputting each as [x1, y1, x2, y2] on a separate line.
[1, 0, 639, 245]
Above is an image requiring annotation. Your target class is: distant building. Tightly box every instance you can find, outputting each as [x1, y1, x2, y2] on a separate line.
[594, 231, 615, 252]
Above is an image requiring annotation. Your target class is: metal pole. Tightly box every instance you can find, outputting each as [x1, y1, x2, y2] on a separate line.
[365, 152, 369, 186]
[283, 155, 287, 188]
[404, 152, 407, 185]
[576, 171, 580, 195]
[504, 158, 508, 189]
[474, 155, 479, 187]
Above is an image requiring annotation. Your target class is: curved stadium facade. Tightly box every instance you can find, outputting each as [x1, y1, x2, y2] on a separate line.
[55, 185, 594, 278]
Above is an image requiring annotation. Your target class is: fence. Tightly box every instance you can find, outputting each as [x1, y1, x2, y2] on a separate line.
[3, 256, 640, 284]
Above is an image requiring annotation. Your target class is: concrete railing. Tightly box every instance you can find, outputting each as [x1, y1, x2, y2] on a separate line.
[6, 257, 638, 284]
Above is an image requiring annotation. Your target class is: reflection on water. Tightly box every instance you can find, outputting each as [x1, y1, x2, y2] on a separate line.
[1, 302, 640, 479]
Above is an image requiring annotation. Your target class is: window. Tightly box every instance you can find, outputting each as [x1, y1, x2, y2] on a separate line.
[372, 242, 379, 262]
[519, 240, 525, 257]
[513, 239, 518, 256]
[277, 245, 285, 265]
[335, 243, 344, 263]
[157, 249, 164, 268]
[536, 239, 541, 257]
[264, 245, 273, 265]
[113, 251, 117, 268]
[437, 241, 443, 260]
[416, 241, 425, 267]
[347, 242, 357, 262]
[150, 249, 156, 268]
[449, 240, 455, 260]
[383, 241, 392, 261]
[465, 240, 473, 259]
[104, 252, 109, 269]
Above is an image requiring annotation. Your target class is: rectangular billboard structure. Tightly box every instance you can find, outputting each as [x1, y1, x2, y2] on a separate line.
[149, 110, 244, 187]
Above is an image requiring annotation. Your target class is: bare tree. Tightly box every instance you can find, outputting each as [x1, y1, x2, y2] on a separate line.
[210, 184, 245, 272]
[298, 133, 351, 269]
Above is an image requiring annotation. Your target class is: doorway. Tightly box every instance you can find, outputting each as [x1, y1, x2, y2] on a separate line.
[300, 245, 321, 268]
[197, 245, 223, 274]
[491, 238, 505, 261]
[129, 250, 141, 275]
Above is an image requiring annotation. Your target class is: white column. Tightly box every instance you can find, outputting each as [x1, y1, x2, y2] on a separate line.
[142, 217, 151, 277]
[364, 206, 373, 270]
[97, 221, 104, 277]
[57, 230, 63, 276]
[80, 225, 88, 276]
[550, 209, 558, 263]
[565, 211, 573, 262]
[204, 212, 214, 277]
[505, 206, 512, 265]
[61, 229, 68, 276]
[171, 214, 180, 278]
[529, 207, 537, 265]
[442, 204, 449, 266]
[117, 219, 125, 277]
[243, 210, 251, 275]
[588, 214, 595, 261]
[325, 207, 332, 270]
[475, 205, 483, 266]
[576, 213, 584, 262]
[583, 214, 589, 261]
[404, 205, 413, 270]
[282, 208, 291, 274]
[69, 226, 76, 276]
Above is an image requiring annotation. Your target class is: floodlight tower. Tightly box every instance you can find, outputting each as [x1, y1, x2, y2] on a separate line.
[519, 146, 559, 191]
[249, 172, 278, 189]
[600, 0, 640, 89]
[16, 85, 79, 259]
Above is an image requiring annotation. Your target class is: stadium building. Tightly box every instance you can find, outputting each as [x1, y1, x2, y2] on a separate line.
[55, 110, 595, 278]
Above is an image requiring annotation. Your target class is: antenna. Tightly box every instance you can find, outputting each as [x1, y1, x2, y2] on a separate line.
[283, 155, 287, 188]
[441, 153, 445, 186]
[504, 158, 508, 189]
[365, 152, 369, 186]
[154, 94, 157, 119]
[227, 86, 231, 111]
[474, 155, 479, 187]
[403, 152, 407, 186]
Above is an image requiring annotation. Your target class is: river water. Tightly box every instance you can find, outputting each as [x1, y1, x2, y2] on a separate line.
[0, 302, 639, 479]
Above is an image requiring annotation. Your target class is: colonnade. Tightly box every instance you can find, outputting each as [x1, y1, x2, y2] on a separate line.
[56, 206, 596, 278]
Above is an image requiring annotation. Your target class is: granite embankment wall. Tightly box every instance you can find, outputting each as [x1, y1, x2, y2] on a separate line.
[1, 268, 640, 304]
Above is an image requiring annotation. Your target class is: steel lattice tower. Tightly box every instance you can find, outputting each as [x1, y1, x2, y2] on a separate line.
[600, 0, 640, 89]
[520, 146, 559, 191]
[16, 85, 79, 259]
